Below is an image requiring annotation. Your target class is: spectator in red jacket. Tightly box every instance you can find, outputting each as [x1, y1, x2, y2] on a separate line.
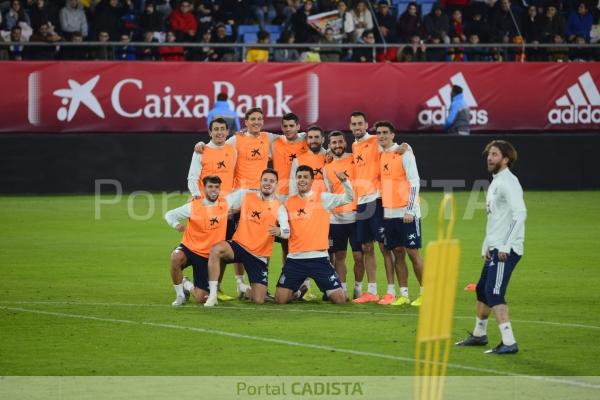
[169, 0, 197, 42]
[160, 30, 186, 60]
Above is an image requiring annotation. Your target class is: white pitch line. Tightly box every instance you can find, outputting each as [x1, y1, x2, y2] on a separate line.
[1, 305, 599, 390]
[1, 300, 599, 331]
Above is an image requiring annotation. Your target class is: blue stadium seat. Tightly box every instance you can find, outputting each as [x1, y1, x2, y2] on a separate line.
[264, 25, 283, 35]
[237, 25, 260, 42]
[243, 32, 258, 43]
[421, 0, 435, 16]
[396, 1, 410, 17]
[270, 32, 281, 43]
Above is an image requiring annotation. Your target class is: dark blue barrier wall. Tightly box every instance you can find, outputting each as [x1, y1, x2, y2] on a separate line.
[1, 133, 598, 194]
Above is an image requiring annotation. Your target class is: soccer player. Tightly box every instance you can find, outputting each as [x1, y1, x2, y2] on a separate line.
[376, 121, 423, 306]
[349, 111, 396, 304]
[271, 113, 309, 203]
[323, 130, 365, 299]
[271, 113, 308, 267]
[205, 169, 290, 306]
[275, 165, 354, 305]
[164, 176, 230, 306]
[289, 125, 327, 196]
[187, 117, 237, 301]
[456, 140, 526, 354]
[187, 117, 236, 198]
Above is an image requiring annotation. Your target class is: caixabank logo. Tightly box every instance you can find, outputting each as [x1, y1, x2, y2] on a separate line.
[27, 71, 320, 127]
[548, 72, 600, 125]
[418, 72, 488, 127]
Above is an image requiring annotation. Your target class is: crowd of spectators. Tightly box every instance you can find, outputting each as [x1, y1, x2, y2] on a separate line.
[0, 0, 598, 61]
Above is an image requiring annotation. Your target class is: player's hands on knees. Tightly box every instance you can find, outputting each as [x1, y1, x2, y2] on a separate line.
[194, 142, 206, 154]
[498, 252, 508, 261]
[403, 213, 414, 224]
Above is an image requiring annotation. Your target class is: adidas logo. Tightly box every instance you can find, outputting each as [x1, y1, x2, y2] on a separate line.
[548, 72, 600, 125]
[418, 73, 488, 126]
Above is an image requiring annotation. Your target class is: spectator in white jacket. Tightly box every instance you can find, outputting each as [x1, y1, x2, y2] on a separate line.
[350, 0, 373, 41]
[59, 0, 88, 38]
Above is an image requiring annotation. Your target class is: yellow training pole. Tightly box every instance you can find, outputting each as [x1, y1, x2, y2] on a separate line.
[415, 194, 461, 400]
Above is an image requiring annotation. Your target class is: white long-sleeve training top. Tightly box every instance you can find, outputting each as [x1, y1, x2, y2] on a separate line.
[382, 143, 421, 219]
[186, 141, 238, 197]
[482, 167, 527, 256]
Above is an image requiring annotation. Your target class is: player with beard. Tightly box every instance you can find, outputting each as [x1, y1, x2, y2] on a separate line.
[323, 131, 365, 299]
[204, 169, 290, 306]
[165, 176, 230, 305]
[289, 126, 328, 196]
[272, 113, 309, 203]
[456, 140, 526, 354]
[288, 125, 328, 300]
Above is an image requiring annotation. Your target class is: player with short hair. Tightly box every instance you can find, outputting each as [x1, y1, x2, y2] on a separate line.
[187, 117, 237, 300]
[165, 175, 230, 306]
[204, 169, 290, 306]
[271, 113, 309, 269]
[187, 118, 237, 198]
[456, 140, 526, 354]
[323, 130, 365, 299]
[289, 125, 327, 196]
[271, 112, 309, 202]
[376, 121, 423, 306]
[275, 165, 354, 305]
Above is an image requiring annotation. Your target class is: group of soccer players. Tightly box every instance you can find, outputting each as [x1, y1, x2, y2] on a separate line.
[164, 107, 425, 307]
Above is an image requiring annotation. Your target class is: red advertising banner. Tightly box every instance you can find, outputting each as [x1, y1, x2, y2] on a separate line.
[0, 62, 598, 133]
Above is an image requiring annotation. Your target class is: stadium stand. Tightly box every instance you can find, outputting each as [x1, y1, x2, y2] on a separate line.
[0, 0, 598, 61]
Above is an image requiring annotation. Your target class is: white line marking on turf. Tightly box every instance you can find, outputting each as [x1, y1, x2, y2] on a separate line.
[1, 300, 599, 331]
[1, 305, 599, 390]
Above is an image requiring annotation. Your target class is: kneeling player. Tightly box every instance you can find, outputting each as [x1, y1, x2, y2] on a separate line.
[205, 169, 290, 306]
[165, 176, 230, 305]
[275, 166, 354, 305]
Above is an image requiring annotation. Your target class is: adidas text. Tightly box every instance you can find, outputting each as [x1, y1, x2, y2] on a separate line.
[418, 108, 488, 126]
[548, 106, 600, 124]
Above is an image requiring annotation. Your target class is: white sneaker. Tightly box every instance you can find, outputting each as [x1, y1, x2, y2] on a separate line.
[182, 276, 194, 290]
[182, 277, 193, 300]
[204, 296, 218, 307]
[171, 296, 186, 306]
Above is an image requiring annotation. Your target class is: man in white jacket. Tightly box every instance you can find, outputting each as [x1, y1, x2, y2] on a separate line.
[456, 140, 526, 355]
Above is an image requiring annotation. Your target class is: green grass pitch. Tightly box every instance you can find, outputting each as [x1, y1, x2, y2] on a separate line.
[1, 191, 599, 377]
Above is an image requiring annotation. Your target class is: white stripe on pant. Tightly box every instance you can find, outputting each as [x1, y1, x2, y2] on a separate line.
[493, 261, 505, 295]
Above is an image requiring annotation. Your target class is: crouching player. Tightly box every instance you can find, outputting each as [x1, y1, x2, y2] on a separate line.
[164, 176, 230, 305]
[275, 165, 354, 305]
[204, 169, 290, 306]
